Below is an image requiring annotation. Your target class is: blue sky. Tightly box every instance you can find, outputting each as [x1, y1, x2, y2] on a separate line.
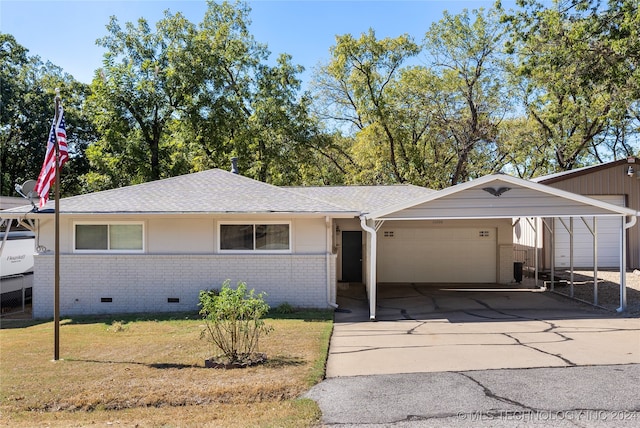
[1, 1, 511, 88]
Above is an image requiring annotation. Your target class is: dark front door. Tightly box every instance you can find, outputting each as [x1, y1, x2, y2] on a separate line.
[342, 231, 362, 282]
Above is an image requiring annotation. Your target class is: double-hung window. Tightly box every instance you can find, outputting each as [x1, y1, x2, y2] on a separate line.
[74, 222, 144, 252]
[219, 223, 290, 252]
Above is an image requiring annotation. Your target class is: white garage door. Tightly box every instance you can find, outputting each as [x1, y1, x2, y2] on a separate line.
[378, 227, 497, 283]
[555, 195, 625, 268]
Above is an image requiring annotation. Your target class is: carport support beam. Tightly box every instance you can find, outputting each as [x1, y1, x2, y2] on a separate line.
[525, 217, 540, 288]
[361, 217, 378, 320]
[581, 217, 598, 306]
[593, 218, 598, 306]
[557, 217, 575, 297]
[617, 215, 636, 312]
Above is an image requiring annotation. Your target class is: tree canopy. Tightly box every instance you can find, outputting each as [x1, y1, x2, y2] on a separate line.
[1, 0, 638, 198]
[0, 33, 94, 197]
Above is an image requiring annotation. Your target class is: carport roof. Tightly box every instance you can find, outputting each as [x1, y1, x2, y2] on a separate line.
[365, 174, 639, 220]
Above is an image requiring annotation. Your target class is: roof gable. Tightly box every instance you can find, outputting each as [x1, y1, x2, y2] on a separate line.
[367, 174, 638, 220]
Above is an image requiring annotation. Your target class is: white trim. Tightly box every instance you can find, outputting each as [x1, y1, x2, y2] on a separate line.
[217, 220, 292, 254]
[73, 221, 145, 253]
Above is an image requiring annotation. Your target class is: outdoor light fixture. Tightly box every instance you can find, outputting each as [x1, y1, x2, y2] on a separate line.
[626, 157, 639, 178]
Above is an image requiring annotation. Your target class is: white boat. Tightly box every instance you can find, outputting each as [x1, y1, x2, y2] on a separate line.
[1, 231, 35, 295]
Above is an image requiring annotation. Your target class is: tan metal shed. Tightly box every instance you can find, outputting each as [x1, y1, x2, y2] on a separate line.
[536, 157, 640, 270]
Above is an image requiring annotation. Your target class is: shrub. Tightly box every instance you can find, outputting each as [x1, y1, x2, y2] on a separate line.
[198, 280, 272, 364]
[274, 302, 295, 314]
[107, 320, 127, 333]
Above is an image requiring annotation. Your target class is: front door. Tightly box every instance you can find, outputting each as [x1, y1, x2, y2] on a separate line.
[342, 231, 362, 282]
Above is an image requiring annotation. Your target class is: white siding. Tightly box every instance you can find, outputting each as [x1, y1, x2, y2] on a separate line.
[148, 218, 214, 253]
[381, 187, 623, 220]
[37, 215, 327, 254]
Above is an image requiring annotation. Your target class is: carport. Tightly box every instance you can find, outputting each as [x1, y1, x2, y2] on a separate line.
[359, 174, 638, 320]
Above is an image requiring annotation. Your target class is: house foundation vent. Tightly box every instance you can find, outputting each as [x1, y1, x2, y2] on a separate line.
[101, 297, 113, 303]
[168, 298, 180, 303]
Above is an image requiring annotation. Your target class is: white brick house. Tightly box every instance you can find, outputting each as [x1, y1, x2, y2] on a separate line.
[2, 169, 637, 319]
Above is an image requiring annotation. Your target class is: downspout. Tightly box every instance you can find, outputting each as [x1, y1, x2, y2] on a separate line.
[618, 215, 638, 312]
[325, 216, 338, 309]
[360, 216, 377, 320]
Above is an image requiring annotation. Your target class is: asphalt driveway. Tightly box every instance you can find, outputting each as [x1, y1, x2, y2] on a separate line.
[305, 283, 640, 426]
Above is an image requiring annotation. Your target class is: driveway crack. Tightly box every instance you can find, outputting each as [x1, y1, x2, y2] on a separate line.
[456, 371, 539, 411]
[503, 332, 577, 366]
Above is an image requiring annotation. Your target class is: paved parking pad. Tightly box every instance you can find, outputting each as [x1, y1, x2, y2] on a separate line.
[326, 284, 640, 377]
[305, 284, 640, 426]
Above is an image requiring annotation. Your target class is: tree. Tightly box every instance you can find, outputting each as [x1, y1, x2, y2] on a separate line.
[86, 10, 199, 189]
[501, 0, 640, 173]
[312, 9, 509, 188]
[312, 29, 421, 184]
[87, 0, 324, 189]
[0, 34, 93, 197]
[423, 8, 509, 185]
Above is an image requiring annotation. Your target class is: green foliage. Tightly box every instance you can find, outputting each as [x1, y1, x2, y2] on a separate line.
[313, 8, 509, 188]
[198, 280, 273, 363]
[500, 0, 640, 172]
[84, 0, 331, 189]
[0, 33, 94, 197]
[274, 302, 295, 314]
[5, 1, 640, 197]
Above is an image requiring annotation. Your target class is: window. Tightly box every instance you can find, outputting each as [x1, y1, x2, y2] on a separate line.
[75, 223, 144, 252]
[220, 223, 290, 252]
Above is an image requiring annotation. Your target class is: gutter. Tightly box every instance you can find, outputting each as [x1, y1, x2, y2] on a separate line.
[360, 216, 377, 320]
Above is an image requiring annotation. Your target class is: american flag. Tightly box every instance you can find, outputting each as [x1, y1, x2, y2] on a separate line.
[34, 105, 68, 208]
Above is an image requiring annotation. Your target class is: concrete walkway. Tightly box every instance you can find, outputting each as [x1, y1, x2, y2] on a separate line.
[305, 283, 640, 426]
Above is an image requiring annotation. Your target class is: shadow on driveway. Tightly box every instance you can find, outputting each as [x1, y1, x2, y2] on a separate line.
[328, 283, 639, 376]
[305, 283, 640, 426]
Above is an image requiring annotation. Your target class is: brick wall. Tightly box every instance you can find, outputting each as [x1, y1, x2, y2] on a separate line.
[32, 254, 332, 318]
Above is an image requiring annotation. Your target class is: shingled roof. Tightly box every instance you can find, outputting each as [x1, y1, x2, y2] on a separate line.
[1, 169, 358, 216]
[288, 185, 435, 214]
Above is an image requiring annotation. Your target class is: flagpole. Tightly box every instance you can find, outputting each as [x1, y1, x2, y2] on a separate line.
[53, 89, 61, 361]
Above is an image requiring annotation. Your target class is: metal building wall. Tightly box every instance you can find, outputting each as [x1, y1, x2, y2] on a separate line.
[541, 160, 640, 269]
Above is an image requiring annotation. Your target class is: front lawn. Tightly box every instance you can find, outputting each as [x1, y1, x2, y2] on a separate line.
[0, 310, 332, 427]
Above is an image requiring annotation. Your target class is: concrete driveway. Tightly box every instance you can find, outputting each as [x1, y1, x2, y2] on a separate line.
[305, 283, 640, 426]
[326, 283, 640, 377]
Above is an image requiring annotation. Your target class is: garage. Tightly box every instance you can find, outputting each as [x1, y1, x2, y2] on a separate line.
[554, 195, 626, 268]
[377, 226, 496, 283]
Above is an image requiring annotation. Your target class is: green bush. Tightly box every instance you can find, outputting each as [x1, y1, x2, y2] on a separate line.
[198, 280, 272, 364]
[274, 302, 295, 314]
